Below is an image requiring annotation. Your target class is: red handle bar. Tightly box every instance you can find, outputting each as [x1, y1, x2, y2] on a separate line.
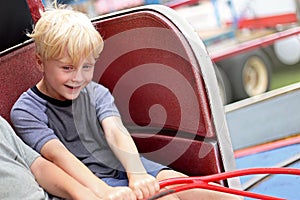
[148, 167, 300, 200]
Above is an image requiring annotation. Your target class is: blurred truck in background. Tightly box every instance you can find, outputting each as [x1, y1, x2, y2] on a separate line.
[172, 0, 300, 104]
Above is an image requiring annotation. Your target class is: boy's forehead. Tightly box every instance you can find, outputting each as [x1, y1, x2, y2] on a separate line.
[56, 56, 72, 63]
[55, 55, 96, 65]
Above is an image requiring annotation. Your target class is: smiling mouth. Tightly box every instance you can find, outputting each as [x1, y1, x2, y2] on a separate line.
[65, 85, 81, 90]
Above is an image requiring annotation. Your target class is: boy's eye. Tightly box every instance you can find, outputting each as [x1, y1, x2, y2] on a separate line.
[83, 65, 93, 70]
[62, 66, 73, 70]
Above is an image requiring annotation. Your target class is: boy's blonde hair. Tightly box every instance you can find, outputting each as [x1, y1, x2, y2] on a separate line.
[29, 8, 103, 65]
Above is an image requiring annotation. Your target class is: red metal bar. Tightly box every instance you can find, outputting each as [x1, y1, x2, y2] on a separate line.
[196, 167, 300, 182]
[155, 182, 285, 200]
[211, 26, 300, 62]
[150, 167, 300, 200]
[236, 13, 298, 29]
[166, 0, 200, 9]
[234, 135, 300, 158]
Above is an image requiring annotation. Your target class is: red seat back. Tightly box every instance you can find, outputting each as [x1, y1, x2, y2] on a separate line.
[0, 44, 42, 124]
[92, 6, 238, 187]
[94, 11, 214, 139]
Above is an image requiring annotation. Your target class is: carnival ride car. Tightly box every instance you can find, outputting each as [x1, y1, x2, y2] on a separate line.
[0, 0, 299, 199]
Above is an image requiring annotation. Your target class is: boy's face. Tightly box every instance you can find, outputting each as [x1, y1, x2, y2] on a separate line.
[37, 55, 96, 101]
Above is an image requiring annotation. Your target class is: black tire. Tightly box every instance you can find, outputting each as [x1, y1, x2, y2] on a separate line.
[219, 50, 272, 101]
[214, 64, 232, 105]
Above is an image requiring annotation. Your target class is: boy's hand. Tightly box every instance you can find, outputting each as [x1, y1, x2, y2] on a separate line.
[100, 186, 136, 200]
[128, 173, 160, 200]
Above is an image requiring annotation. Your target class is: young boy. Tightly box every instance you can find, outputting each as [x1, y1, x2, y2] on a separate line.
[11, 8, 241, 200]
[0, 115, 114, 200]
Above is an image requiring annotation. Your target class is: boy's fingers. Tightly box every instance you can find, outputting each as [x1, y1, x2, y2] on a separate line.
[146, 179, 159, 196]
[134, 188, 143, 200]
[133, 180, 155, 199]
[122, 187, 136, 200]
[129, 174, 160, 199]
[155, 181, 160, 191]
[133, 182, 148, 199]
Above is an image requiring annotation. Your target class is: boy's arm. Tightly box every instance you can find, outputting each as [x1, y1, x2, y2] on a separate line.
[31, 156, 101, 200]
[40, 138, 135, 200]
[101, 116, 160, 199]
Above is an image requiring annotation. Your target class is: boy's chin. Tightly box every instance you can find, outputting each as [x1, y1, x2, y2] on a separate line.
[65, 94, 80, 101]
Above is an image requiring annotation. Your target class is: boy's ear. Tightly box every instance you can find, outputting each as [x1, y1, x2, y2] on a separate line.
[35, 54, 44, 72]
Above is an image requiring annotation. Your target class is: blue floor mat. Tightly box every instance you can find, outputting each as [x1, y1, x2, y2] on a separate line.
[235, 143, 300, 200]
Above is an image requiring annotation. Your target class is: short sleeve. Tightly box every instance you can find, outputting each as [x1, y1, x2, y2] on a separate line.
[90, 82, 120, 121]
[10, 90, 58, 153]
[0, 116, 40, 167]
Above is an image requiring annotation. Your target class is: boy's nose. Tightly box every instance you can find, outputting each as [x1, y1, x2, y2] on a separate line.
[72, 70, 84, 82]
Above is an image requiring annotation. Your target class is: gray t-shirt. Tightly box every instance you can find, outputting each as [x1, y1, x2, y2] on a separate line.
[0, 116, 54, 200]
[11, 81, 122, 178]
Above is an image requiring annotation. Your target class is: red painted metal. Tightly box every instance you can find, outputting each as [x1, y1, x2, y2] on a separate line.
[211, 26, 300, 62]
[149, 168, 300, 200]
[234, 135, 300, 158]
[26, 0, 44, 23]
[236, 13, 298, 29]
[167, 0, 200, 9]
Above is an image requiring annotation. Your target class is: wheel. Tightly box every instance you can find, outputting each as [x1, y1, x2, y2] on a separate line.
[219, 50, 272, 101]
[213, 64, 232, 104]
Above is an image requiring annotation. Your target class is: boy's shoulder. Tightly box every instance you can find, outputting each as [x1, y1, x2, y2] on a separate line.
[87, 81, 108, 90]
[13, 87, 46, 108]
[85, 81, 110, 95]
[10, 87, 48, 121]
